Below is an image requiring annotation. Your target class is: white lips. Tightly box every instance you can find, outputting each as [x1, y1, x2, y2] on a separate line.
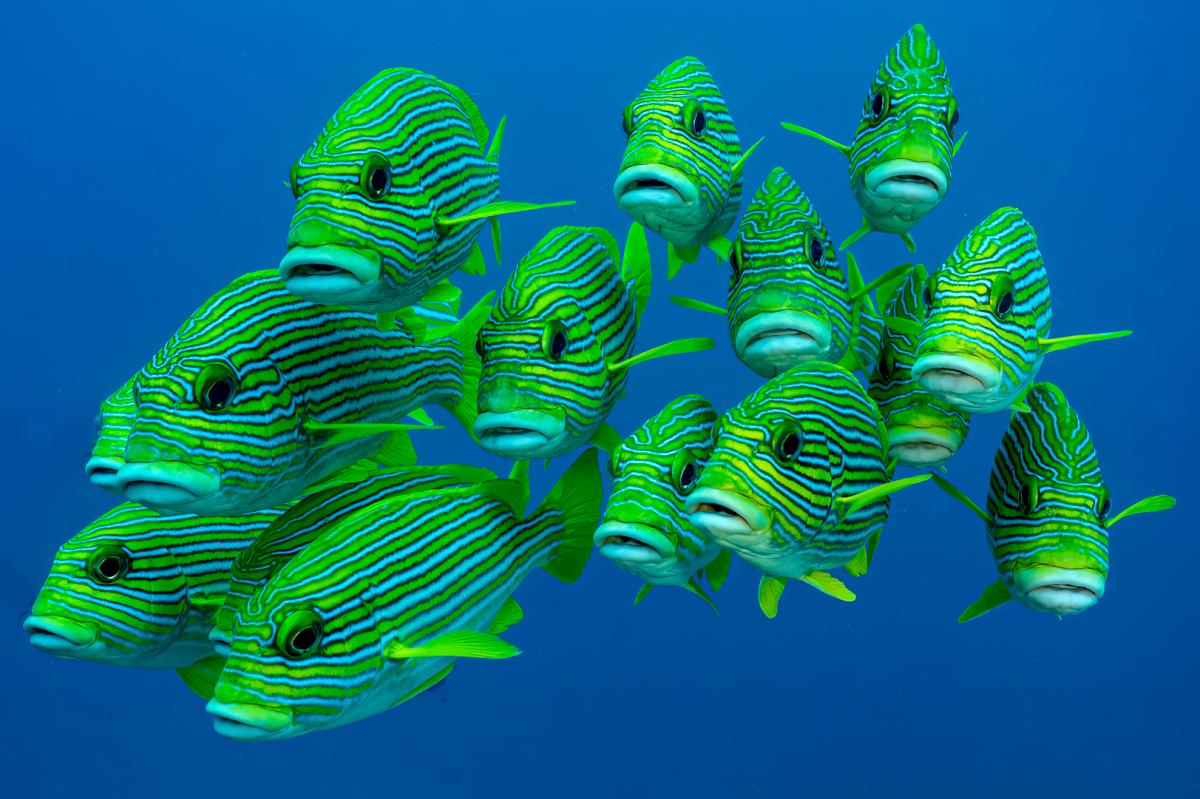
[594, 521, 676, 563]
[887, 425, 963, 467]
[735, 311, 832, 377]
[911, 352, 1005, 411]
[613, 164, 700, 209]
[864, 159, 948, 199]
[115, 461, 220, 511]
[1013, 566, 1106, 616]
[280, 245, 382, 306]
[685, 487, 770, 542]
[473, 411, 568, 459]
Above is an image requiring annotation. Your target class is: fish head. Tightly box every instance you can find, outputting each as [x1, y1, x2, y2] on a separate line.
[912, 208, 1049, 414]
[25, 506, 195, 667]
[849, 24, 960, 234]
[614, 57, 741, 248]
[117, 351, 304, 515]
[726, 168, 851, 377]
[86, 379, 137, 493]
[596, 395, 718, 584]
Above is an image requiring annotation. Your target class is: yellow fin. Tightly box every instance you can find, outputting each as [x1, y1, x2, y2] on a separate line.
[386, 630, 521, 661]
[799, 571, 855, 602]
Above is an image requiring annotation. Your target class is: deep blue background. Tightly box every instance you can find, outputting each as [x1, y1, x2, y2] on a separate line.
[2, 1, 1194, 796]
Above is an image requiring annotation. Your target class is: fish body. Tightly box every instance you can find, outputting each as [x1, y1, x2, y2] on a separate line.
[782, 24, 960, 250]
[614, 57, 748, 271]
[24, 503, 283, 669]
[595, 395, 726, 602]
[207, 451, 600, 741]
[726, 167, 882, 378]
[868, 264, 970, 466]
[114, 270, 486, 516]
[281, 68, 566, 314]
[86, 379, 136, 492]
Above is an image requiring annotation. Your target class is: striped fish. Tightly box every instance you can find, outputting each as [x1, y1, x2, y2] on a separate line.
[614, 57, 758, 278]
[209, 464, 498, 657]
[594, 395, 730, 610]
[686, 362, 928, 617]
[671, 167, 887, 378]
[902, 207, 1130, 414]
[86, 379, 136, 492]
[868, 263, 970, 467]
[782, 24, 962, 252]
[931, 383, 1174, 621]
[113, 269, 491, 516]
[474, 225, 712, 460]
[280, 67, 571, 316]
[24, 502, 283, 687]
[206, 450, 601, 741]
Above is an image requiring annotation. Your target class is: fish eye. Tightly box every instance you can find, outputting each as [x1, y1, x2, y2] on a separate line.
[683, 99, 707, 138]
[1021, 479, 1040, 514]
[671, 452, 699, 492]
[621, 106, 634, 138]
[947, 97, 960, 136]
[474, 332, 485, 359]
[289, 161, 301, 199]
[541, 321, 568, 361]
[996, 292, 1014, 318]
[277, 610, 323, 659]
[360, 153, 391, 200]
[868, 89, 890, 120]
[773, 425, 803, 462]
[990, 275, 1016, 319]
[195, 363, 237, 412]
[606, 453, 619, 479]
[805, 231, 827, 268]
[728, 241, 744, 278]
[1098, 490, 1112, 520]
[878, 349, 895, 380]
[921, 282, 934, 315]
[88, 546, 130, 584]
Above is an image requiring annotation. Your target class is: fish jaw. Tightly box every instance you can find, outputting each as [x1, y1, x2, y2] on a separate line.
[207, 699, 296, 742]
[84, 455, 125, 492]
[613, 163, 708, 247]
[473, 410, 569, 460]
[114, 461, 221, 514]
[911, 351, 1009, 413]
[1011, 565, 1106, 616]
[886, 423, 964, 467]
[594, 520, 690, 584]
[208, 627, 232, 659]
[857, 159, 948, 233]
[686, 487, 771, 555]
[280, 244, 383, 308]
[734, 311, 833, 378]
[23, 614, 98, 655]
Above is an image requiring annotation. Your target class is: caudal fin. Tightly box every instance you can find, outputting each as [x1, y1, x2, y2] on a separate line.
[537, 448, 602, 583]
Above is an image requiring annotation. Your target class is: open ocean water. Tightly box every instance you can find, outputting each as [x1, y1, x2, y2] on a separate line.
[2, 0, 1195, 796]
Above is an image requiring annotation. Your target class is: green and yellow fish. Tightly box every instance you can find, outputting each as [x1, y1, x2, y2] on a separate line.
[86, 379, 136, 493]
[474, 225, 712, 460]
[614, 56, 758, 278]
[595, 395, 731, 610]
[931, 383, 1174, 621]
[782, 24, 962, 252]
[904, 207, 1129, 414]
[206, 450, 600, 741]
[280, 67, 570, 316]
[686, 362, 928, 617]
[868, 263, 970, 467]
[671, 167, 887, 378]
[114, 270, 488, 516]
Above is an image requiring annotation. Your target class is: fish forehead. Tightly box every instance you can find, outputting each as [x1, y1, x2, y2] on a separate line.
[499, 227, 622, 313]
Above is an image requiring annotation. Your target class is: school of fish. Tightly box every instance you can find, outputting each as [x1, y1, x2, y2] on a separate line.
[25, 26, 1174, 741]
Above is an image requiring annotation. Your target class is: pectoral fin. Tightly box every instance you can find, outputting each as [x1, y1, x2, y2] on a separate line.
[385, 630, 521, 661]
[1109, 494, 1176, 526]
[683, 577, 719, 615]
[461, 242, 487, 276]
[958, 579, 1011, 623]
[730, 136, 765, 180]
[705, 549, 732, 592]
[390, 663, 455, 707]
[835, 474, 931, 517]
[952, 131, 968, 157]
[799, 571, 856, 602]
[176, 655, 226, 701]
[669, 296, 727, 316]
[884, 315, 923, 338]
[838, 218, 871, 252]
[608, 338, 714, 373]
[929, 474, 990, 522]
[758, 574, 787, 619]
[437, 199, 576, 227]
[591, 422, 622, 454]
[634, 583, 654, 606]
[707, 235, 733, 262]
[779, 122, 851, 155]
[1038, 330, 1132, 355]
[306, 421, 443, 448]
[488, 597, 524, 635]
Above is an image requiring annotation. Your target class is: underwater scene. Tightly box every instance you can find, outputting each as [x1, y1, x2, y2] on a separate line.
[3, 0, 1195, 796]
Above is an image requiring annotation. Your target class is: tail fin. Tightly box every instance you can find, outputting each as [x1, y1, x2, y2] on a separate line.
[434, 290, 496, 434]
[537, 448, 601, 583]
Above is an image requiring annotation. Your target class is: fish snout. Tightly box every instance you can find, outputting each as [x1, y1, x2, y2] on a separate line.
[114, 460, 221, 513]
[734, 310, 833, 378]
[1011, 566, 1106, 616]
[885, 422, 964, 467]
[85, 455, 126, 491]
[24, 613, 98, 653]
[207, 698, 295, 741]
[472, 409, 568, 460]
[910, 348, 1004, 411]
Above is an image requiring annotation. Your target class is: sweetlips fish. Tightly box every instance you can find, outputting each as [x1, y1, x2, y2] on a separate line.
[686, 362, 929, 617]
[782, 24, 963, 252]
[86, 379, 136, 492]
[23, 502, 286, 696]
[893, 207, 1130, 414]
[114, 269, 490, 516]
[209, 463, 501, 658]
[594, 395, 731, 610]
[868, 263, 970, 467]
[931, 383, 1174, 621]
[671, 167, 894, 378]
[473, 224, 712, 460]
[206, 450, 601, 741]
[615, 56, 760, 279]
[280, 67, 571, 317]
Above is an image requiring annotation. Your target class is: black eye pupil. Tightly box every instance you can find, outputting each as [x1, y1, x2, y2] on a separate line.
[997, 292, 1014, 317]
[474, 334, 485, 358]
[1101, 498, 1112, 518]
[680, 462, 696, 488]
[692, 109, 706, 135]
[99, 557, 122, 579]
[781, 433, 799, 459]
[551, 331, 567, 359]
[809, 239, 824, 265]
[922, 285, 933, 313]
[369, 167, 387, 194]
[290, 626, 317, 652]
[949, 107, 960, 130]
[871, 92, 885, 116]
[205, 378, 233, 409]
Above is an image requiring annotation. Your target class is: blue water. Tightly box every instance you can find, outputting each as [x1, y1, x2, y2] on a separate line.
[3, 1, 1194, 796]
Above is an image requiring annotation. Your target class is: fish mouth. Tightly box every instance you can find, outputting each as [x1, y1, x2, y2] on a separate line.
[280, 244, 382, 306]
[473, 410, 567, 459]
[1013, 566, 1105, 615]
[614, 164, 700, 210]
[208, 628, 232, 659]
[594, 521, 676, 564]
[207, 699, 295, 741]
[85, 456, 125, 491]
[686, 487, 770, 543]
[887, 424, 964, 467]
[115, 462, 220, 512]
[864, 160, 948, 203]
[735, 311, 832, 377]
[23, 614, 97, 652]
[911, 352, 1002, 409]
